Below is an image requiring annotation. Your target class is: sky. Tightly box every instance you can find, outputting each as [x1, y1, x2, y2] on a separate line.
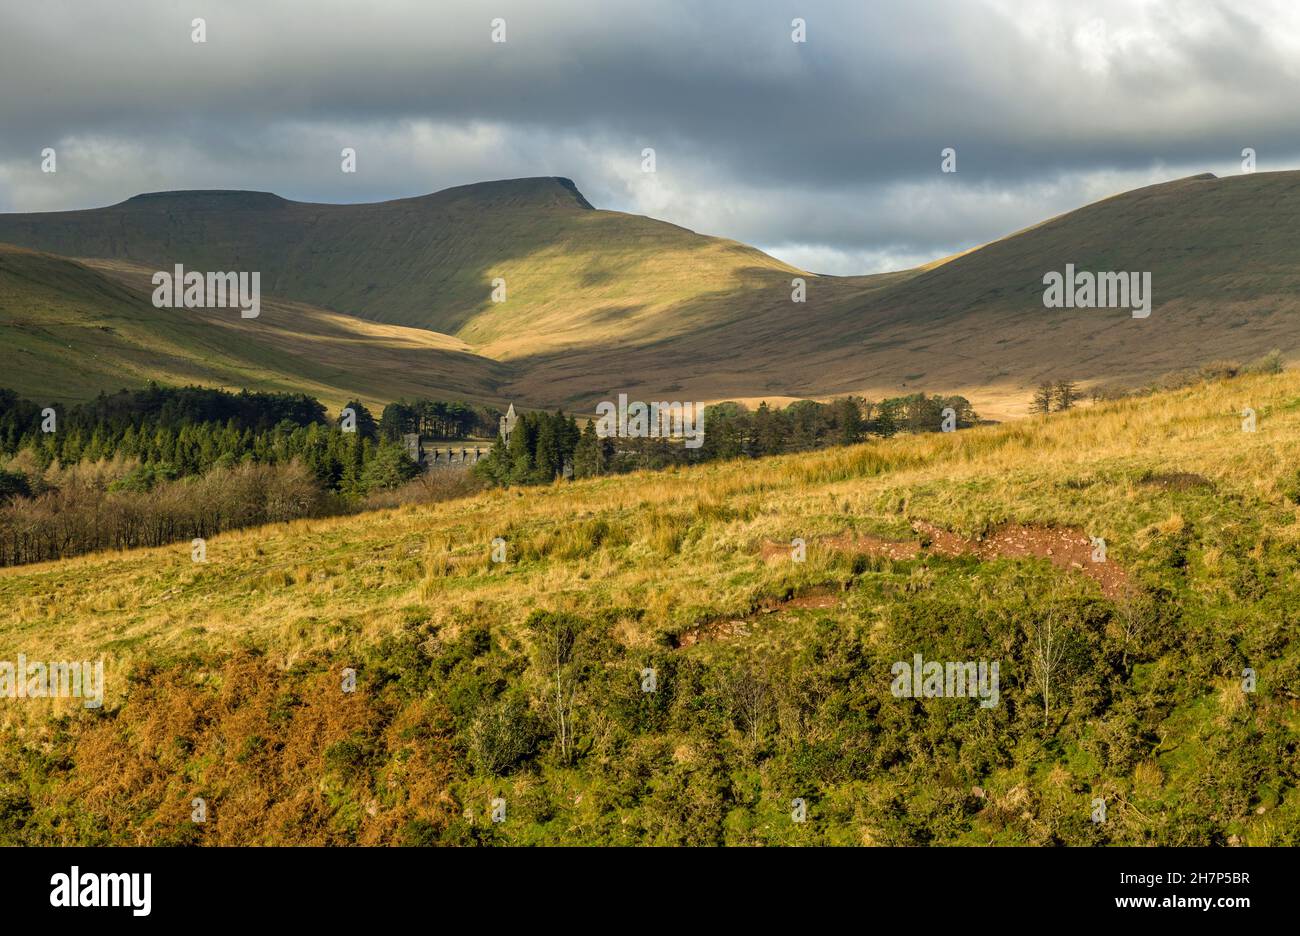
[3, 0, 1300, 274]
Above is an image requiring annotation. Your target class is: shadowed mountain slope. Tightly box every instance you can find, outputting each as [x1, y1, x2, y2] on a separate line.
[0, 245, 506, 409]
[503, 172, 1300, 417]
[3, 172, 1300, 418]
[0, 177, 799, 360]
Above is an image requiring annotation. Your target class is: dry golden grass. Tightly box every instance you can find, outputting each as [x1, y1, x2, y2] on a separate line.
[2, 366, 1298, 721]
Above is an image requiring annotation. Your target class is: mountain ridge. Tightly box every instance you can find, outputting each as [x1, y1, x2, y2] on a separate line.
[3, 171, 1300, 420]
[0, 175, 792, 353]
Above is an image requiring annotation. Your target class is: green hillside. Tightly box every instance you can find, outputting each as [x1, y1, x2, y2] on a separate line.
[0, 245, 507, 409]
[3, 172, 1300, 420]
[1, 366, 1296, 844]
[503, 172, 1300, 418]
[0, 178, 800, 359]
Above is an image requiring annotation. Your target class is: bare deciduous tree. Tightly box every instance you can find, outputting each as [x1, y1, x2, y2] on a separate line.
[529, 613, 585, 765]
[722, 662, 774, 747]
[1030, 600, 1068, 730]
[1112, 586, 1151, 672]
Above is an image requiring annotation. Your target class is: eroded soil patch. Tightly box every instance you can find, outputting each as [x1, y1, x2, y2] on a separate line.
[676, 586, 839, 648]
[762, 520, 1129, 599]
[914, 521, 1128, 598]
[1137, 471, 1214, 491]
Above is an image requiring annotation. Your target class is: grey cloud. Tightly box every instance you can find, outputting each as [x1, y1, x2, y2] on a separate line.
[3, 0, 1300, 273]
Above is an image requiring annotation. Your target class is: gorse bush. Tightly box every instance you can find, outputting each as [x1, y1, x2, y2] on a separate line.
[16, 542, 1282, 846]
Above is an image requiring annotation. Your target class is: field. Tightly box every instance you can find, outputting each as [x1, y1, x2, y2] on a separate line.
[1, 364, 1297, 845]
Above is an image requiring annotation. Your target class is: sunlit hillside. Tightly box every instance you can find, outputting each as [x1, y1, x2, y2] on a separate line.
[6, 173, 1300, 419]
[1, 365, 1296, 845]
[0, 179, 804, 359]
[0, 245, 507, 409]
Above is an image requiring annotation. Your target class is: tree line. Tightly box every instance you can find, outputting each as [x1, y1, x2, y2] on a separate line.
[0, 384, 485, 495]
[378, 399, 502, 441]
[0, 384, 328, 449]
[0, 384, 977, 566]
[474, 393, 978, 485]
[0, 384, 444, 567]
[0, 459, 330, 567]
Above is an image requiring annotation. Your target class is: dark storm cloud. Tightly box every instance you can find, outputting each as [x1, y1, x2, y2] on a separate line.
[3, 0, 1300, 273]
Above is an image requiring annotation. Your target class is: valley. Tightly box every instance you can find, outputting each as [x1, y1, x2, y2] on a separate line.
[4, 171, 1300, 421]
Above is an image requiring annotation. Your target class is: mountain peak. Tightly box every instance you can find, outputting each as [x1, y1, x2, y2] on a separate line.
[104, 178, 595, 214]
[117, 190, 290, 211]
[418, 176, 595, 211]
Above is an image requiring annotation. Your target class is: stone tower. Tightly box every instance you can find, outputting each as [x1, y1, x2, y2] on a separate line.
[402, 432, 424, 465]
[499, 403, 518, 445]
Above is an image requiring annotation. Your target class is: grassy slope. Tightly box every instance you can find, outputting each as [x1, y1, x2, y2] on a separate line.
[505, 171, 1300, 418]
[0, 245, 509, 410]
[1, 367, 1297, 844]
[4, 173, 1300, 420]
[0, 179, 802, 359]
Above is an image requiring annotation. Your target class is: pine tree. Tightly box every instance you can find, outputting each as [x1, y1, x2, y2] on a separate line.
[534, 415, 560, 482]
[562, 413, 581, 455]
[340, 400, 379, 440]
[753, 402, 784, 455]
[1031, 382, 1055, 415]
[874, 399, 901, 437]
[474, 434, 511, 485]
[831, 397, 864, 444]
[1054, 379, 1079, 411]
[344, 434, 366, 495]
[362, 440, 420, 491]
[573, 421, 603, 478]
[507, 412, 536, 484]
